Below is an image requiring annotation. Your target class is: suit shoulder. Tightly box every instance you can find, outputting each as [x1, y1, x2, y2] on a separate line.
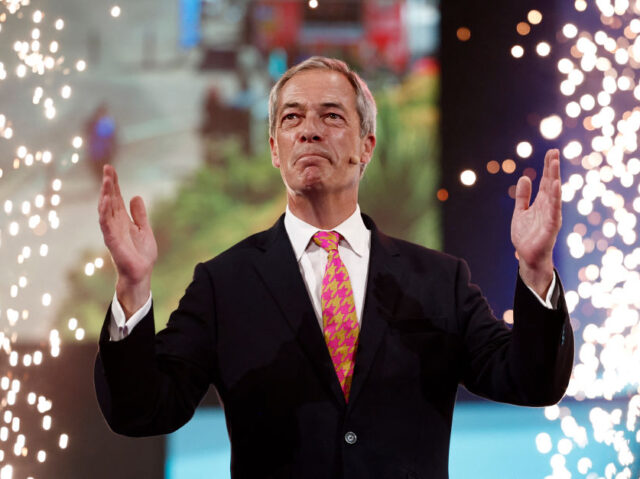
[383, 233, 464, 272]
[199, 228, 272, 270]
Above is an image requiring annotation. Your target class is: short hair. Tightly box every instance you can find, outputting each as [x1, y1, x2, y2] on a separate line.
[268, 56, 377, 139]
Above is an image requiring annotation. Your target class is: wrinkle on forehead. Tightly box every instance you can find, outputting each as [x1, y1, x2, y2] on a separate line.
[277, 70, 357, 115]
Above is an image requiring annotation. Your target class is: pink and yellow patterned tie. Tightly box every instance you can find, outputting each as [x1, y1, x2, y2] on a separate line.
[313, 231, 360, 401]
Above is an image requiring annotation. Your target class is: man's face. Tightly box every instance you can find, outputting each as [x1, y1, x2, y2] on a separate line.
[269, 69, 375, 197]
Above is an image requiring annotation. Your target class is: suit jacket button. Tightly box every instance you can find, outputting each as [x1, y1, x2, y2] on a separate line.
[344, 431, 357, 445]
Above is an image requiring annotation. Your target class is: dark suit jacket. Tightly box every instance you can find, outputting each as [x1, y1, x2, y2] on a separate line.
[95, 214, 573, 479]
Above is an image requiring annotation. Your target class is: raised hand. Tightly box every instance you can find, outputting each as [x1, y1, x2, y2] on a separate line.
[98, 165, 158, 317]
[511, 149, 562, 298]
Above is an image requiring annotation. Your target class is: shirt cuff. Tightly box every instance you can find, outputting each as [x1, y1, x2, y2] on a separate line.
[522, 272, 558, 309]
[108, 291, 153, 341]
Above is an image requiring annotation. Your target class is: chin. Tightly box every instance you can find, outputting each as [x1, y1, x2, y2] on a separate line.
[298, 169, 325, 189]
[299, 179, 326, 192]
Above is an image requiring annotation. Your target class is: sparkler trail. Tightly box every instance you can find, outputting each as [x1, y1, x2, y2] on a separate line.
[505, 2, 640, 477]
[0, 0, 113, 476]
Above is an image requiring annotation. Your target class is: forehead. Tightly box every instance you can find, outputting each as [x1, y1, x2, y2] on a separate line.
[278, 69, 357, 112]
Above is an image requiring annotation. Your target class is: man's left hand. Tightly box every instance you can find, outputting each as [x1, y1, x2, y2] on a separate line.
[511, 148, 562, 298]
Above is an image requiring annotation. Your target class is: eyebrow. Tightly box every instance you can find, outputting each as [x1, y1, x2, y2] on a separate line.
[280, 101, 347, 113]
[281, 102, 303, 111]
[319, 102, 346, 111]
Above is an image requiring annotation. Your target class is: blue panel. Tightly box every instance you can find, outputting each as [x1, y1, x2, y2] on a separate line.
[167, 401, 628, 478]
[166, 409, 230, 479]
[450, 400, 623, 478]
[179, 0, 201, 49]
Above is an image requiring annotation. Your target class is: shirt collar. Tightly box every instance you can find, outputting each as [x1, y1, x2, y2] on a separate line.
[284, 205, 369, 261]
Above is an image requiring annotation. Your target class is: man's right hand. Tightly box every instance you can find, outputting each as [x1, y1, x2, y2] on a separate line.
[98, 165, 158, 318]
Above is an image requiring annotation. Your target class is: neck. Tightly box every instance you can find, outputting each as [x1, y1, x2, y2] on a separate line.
[287, 190, 358, 230]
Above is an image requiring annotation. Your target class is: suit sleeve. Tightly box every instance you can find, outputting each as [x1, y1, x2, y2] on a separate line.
[458, 259, 574, 406]
[94, 262, 217, 436]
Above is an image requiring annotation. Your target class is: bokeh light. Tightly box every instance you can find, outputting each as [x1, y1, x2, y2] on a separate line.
[511, 45, 524, 58]
[536, 42, 551, 57]
[486, 160, 500, 174]
[517, 22, 531, 36]
[516, 141, 533, 158]
[0, 0, 93, 473]
[534, 2, 640, 476]
[460, 169, 477, 186]
[528, 10, 542, 25]
[502, 159, 516, 174]
[540, 115, 563, 140]
[456, 27, 471, 42]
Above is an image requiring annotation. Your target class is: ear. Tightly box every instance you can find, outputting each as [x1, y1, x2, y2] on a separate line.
[269, 137, 280, 168]
[359, 134, 376, 167]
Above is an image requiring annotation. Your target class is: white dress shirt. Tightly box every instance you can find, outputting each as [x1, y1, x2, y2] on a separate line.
[109, 206, 556, 341]
[284, 205, 371, 329]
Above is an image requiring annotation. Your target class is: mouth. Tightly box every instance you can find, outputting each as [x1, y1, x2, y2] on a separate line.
[295, 153, 331, 165]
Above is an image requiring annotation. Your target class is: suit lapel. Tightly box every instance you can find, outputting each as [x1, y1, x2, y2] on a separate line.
[253, 216, 346, 406]
[347, 215, 404, 408]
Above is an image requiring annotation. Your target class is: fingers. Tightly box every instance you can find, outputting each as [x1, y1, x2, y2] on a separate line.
[98, 165, 129, 238]
[112, 165, 124, 203]
[537, 149, 563, 227]
[551, 178, 562, 213]
[129, 196, 149, 230]
[549, 149, 560, 182]
[98, 165, 114, 221]
[101, 165, 126, 216]
[543, 148, 550, 175]
[101, 164, 116, 194]
[513, 176, 532, 212]
[550, 171, 562, 223]
[550, 154, 561, 204]
[541, 149, 560, 182]
[538, 149, 560, 197]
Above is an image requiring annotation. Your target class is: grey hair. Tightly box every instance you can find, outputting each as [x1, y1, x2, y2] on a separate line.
[268, 56, 377, 139]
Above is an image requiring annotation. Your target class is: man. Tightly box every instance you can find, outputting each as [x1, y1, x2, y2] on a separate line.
[95, 57, 573, 478]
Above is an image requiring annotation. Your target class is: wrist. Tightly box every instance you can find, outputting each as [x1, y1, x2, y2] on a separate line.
[518, 258, 554, 299]
[116, 277, 151, 319]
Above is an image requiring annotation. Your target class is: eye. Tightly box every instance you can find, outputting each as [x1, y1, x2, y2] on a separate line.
[283, 113, 298, 121]
[326, 112, 343, 120]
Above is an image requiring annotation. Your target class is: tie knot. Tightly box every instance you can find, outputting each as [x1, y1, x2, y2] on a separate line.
[313, 231, 340, 252]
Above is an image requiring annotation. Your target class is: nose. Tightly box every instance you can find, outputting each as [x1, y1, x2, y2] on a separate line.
[300, 132, 321, 142]
[298, 116, 323, 143]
